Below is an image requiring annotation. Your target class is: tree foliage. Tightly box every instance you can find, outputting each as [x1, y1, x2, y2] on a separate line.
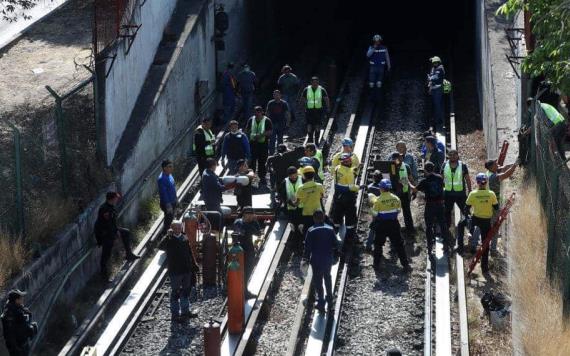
[1, 0, 38, 22]
[498, 0, 570, 94]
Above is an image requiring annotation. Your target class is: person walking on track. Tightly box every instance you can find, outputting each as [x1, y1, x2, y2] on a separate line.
[332, 153, 361, 242]
[389, 151, 415, 233]
[245, 106, 273, 186]
[301, 76, 330, 143]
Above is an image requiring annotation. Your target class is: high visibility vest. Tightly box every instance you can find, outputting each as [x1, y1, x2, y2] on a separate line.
[285, 177, 303, 210]
[443, 161, 463, 192]
[371, 192, 401, 220]
[399, 165, 409, 193]
[250, 117, 267, 143]
[193, 126, 215, 156]
[306, 86, 323, 109]
[334, 165, 358, 193]
[540, 103, 565, 126]
[314, 150, 325, 180]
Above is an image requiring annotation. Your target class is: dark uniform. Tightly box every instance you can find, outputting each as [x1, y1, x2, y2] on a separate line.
[415, 172, 448, 254]
[94, 202, 135, 278]
[233, 218, 261, 284]
[234, 170, 253, 209]
[193, 124, 216, 175]
[245, 115, 273, 184]
[1, 292, 37, 356]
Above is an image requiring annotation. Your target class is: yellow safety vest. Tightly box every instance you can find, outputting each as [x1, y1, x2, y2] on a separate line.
[371, 191, 401, 220]
[285, 177, 303, 210]
[399, 165, 409, 193]
[443, 161, 463, 192]
[250, 117, 267, 143]
[306, 86, 323, 109]
[193, 125, 215, 156]
[314, 150, 325, 180]
[334, 165, 359, 192]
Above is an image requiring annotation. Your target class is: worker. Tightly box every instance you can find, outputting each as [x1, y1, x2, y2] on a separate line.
[331, 137, 361, 172]
[94, 192, 140, 281]
[222, 62, 238, 124]
[465, 173, 499, 274]
[267, 144, 289, 193]
[245, 106, 272, 186]
[302, 210, 340, 313]
[278, 166, 303, 232]
[427, 56, 446, 132]
[233, 207, 261, 299]
[484, 158, 517, 254]
[304, 143, 325, 182]
[1, 290, 37, 356]
[301, 76, 330, 143]
[410, 161, 448, 256]
[222, 120, 251, 174]
[237, 63, 257, 121]
[201, 158, 232, 216]
[332, 153, 361, 242]
[389, 151, 415, 233]
[158, 159, 178, 235]
[158, 221, 199, 322]
[538, 101, 567, 160]
[424, 136, 445, 173]
[266, 89, 291, 155]
[366, 34, 391, 98]
[365, 170, 383, 252]
[421, 130, 445, 158]
[442, 149, 472, 226]
[294, 166, 325, 238]
[277, 64, 300, 122]
[394, 141, 418, 182]
[234, 159, 255, 211]
[193, 116, 216, 175]
[369, 179, 412, 272]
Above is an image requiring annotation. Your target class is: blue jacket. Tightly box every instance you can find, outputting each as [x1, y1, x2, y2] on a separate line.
[222, 70, 236, 100]
[367, 45, 388, 67]
[157, 172, 177, 205]
[304, 223, 339, 269]
[237, 69, 256, 94]
[222, 131, 251, 160]
[421, 140, 445, 158]
[202, 169, 225, 210]
[429, 65, 445, 88]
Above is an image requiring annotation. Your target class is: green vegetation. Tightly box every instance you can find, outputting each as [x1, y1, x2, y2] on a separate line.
[498, 0, 570, 94]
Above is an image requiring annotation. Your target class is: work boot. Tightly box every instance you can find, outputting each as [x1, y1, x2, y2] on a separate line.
[180, 310, 199, 319]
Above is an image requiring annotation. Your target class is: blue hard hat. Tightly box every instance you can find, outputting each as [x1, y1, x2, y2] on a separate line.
[380, 179, 392, 190]
[476, 173, 488, 184]
[342, 137, 354, 146]
[299, 156, 313, 166]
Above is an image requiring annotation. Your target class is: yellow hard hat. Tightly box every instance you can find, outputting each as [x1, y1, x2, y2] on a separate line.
[303, 166, 315, 174]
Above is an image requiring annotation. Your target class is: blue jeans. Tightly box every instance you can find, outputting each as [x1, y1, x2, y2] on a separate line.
[269, 122, 284, 155]
[368, 65, 386, 88]
[312, 264, 333, 308]
[223, 95, 236, 125]
[431, 87, 444, 130]
[170, 273, 192, 316]
[241, 92, 254, 120]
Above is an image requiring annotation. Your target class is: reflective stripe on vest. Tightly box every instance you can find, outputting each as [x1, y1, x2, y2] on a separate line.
[315, 150, 324, 180]
[443, 161, 463, 192]
[306, 86, 323, 109]
[250, 117, 267, 143]
[399, 165, 409, 193]
[285, 177, 303, 210]
[192, 126, 215, 156]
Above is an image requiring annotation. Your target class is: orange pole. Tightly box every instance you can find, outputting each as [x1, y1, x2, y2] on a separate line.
[227, 258, 244, 334]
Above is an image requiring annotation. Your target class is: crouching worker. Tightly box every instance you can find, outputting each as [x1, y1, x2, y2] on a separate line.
[159, 221, 200, 322]
[1, 290, 37, 356]
[302, 210, 340, 313]
[234, 206, 262, 299]
[369, 179, 412, 272]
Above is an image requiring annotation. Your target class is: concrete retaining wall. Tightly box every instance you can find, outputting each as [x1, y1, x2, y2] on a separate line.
[104, 0, 178, 165]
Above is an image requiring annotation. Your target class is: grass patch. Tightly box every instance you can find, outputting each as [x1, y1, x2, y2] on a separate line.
[0, 232, 29, 289]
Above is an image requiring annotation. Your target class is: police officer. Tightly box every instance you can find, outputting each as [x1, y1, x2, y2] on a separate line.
[158, 221, 199, 322]
[278, 166, 303, 231]
[301, 77, 330, 143]
[94, 192, 140, 281]
[294, 166, 324, 238]
[1, 290, 37, 356]
[304, 143, 325, 183]
[389, 151, 415, 233]
[237, 64, 257, 121]
[302, 210, 340, 313]
[367, 34, 391, 93]
[369, 179, 412, 272]
[193, 117, 216, 175]
[221, 120, 251, 174]
[427, 56, 446, 132]
[410, 161, 449, 256]
[365, 170, 383, 251]
[332, 153, 361, 242]
[245, 106, 273, 186]
[465, 173, 499, 274]
[234, 207, 261, 299]
[331, 137, 360, 172]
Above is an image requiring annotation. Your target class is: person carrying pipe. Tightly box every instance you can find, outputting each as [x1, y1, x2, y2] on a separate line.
[233, 207, 261, 299]
[1, 290, 37, 356]
[159, 221, 199, 322]
[221, 120, 251, 175]
[234, 159, 255, 212]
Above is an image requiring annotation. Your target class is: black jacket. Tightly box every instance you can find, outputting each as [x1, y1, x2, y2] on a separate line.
[94, 202, 118, 245]
[159, 233, 199, 276]
[1, 302, 37, 352]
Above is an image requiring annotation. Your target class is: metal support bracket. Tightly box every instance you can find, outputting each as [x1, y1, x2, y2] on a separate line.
[119, 24, 142, 55]
[505, 28, 526, 78]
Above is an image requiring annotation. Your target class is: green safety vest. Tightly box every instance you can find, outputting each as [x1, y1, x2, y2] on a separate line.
[250, 117, 267, 143]
[192, 125, 215, 156]
[285, 177, 303, 210]
[443, 161, 463, 192]
[306, 86, 323, 109]
[315, 150, 325, 180]
[399, 165, 409, 193]
[540, 102, 565, 126]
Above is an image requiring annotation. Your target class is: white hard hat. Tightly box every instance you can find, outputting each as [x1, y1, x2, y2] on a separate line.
[430, 56, 442, 63]
[372, 34, 382, 42]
